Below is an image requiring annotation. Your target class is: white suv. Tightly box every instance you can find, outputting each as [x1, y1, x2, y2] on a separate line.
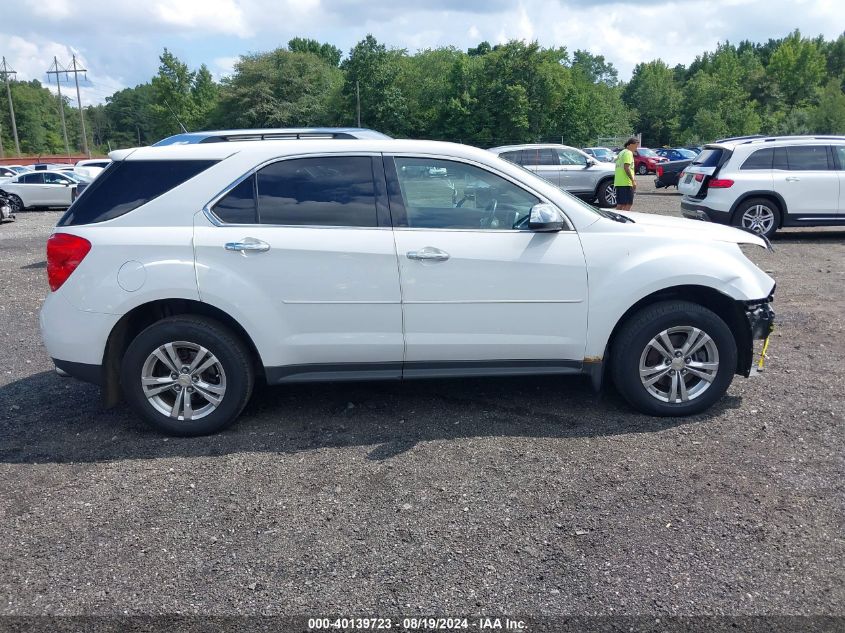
[40, 139, 776, 435]
[489, 144, 618, 207]
[680, 136, 845, 238]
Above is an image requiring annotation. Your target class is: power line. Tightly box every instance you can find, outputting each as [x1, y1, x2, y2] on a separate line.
[0, 57, 21, 156]
[46, 57, 71, 159]
[68, 54, 90, 157]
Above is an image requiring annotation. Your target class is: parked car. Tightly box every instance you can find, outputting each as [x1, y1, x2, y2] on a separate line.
[633, 148, 668, 175]
[489, 144, 618, 207]
[5, 165, 32, 174]
[154, 127, 391, 146]
[0, 170, 79, 211]
[655, 148, 698, 162]
[680, 135, 845, 238]
[654, 149, 699, 189]
[684, 146, 703, 155]
[74, 158, 111, 181]
[40, 139, 776, 436]
[582, 147, 617, 163]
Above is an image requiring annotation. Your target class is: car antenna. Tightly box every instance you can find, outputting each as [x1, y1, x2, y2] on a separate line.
[163, 100, 189, 133]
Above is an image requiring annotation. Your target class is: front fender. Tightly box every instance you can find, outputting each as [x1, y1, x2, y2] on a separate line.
[581, 234, 774, 358]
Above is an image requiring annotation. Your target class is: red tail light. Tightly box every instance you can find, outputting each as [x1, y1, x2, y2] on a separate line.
[656, 166, 664, 177]
[708, 178, 734, 188]
[47, 233, 91, 291]
[694, 174, 704, 182]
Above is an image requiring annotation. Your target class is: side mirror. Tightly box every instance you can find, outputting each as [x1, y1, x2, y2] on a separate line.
[528, 203, 566, 232]
[586, 158, 597, 167]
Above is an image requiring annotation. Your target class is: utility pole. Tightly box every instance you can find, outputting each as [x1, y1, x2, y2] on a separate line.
[0, 57, 21, 156]
[0, 120, 4, 158]
[46, 57, 71, 159]
[68, 54, 89, 157]
[356, 80, 361, 127]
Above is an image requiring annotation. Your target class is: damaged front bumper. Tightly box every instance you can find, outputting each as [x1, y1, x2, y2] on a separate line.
[739, 289, 776, 376]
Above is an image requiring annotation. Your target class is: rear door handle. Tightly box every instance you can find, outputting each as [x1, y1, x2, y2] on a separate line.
[225, 239, 270, 253]
[407, 247, 450, 262]
[785, 177, 800, 182]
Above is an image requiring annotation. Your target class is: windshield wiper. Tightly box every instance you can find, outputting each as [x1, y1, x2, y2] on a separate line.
[598, 208, 635, 223]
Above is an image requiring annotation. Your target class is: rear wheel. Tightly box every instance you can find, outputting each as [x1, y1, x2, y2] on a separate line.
[121, 316, 254, 436]
[611, 300, 737, 416]
[597, 180, 616, 207]
[734, 197, 780, 239]
[637, 163, 648, 175]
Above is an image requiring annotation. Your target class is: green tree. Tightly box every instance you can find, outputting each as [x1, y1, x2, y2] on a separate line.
[150, 49, 195, 138]
[340, 35, 408, 134]
[288, 37, 342, 66]
[812, 78, 845, 133]
[191, 64, 219, 130]
[767, 30, 826, 109]
[214, 48, 342, 128]
[623, 60, 680, 145]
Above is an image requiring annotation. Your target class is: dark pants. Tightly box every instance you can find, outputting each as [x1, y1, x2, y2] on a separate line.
[616, 186, 634, 205]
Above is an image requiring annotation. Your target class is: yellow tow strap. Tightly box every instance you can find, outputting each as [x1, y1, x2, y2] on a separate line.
[757, 334, 772, 370]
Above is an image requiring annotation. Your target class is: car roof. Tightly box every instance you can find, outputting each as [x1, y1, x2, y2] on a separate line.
[152, 127, 392, 146]
[488, 143, 581, 153]
[113, 139, 511, 164]
[709, 135, 845, 151]
[13, 169, 75, 178]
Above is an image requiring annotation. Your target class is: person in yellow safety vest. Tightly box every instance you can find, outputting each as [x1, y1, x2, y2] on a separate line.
[614, 137, 639, 210]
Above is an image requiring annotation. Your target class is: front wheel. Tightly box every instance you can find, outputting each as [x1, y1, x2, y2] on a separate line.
[121, 316, 254, 436]
[7, 195, 23, 213]
[610, 300, 737, 416]
[596, 180, 616, 207]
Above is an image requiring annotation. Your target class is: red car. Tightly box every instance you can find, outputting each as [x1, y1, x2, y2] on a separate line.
[634, 148, 668, 175]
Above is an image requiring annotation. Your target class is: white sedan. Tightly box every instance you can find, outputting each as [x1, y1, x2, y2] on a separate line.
[0, 170, 81, 211]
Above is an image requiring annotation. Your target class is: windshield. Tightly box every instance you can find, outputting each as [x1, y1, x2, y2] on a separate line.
[639, 148, 658, 157]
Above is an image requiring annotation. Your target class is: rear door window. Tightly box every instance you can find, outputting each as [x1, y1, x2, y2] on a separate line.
[20, 173, 44, 184]
[256, 156, 378, 227]
[786, 145, 830, 170]
[58, 160, 218, 226]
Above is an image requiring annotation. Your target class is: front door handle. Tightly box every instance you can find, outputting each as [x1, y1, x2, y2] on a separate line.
[785, 176, 800, 182]
[225, 239, 270, 253]
[407, 247, 450, 262]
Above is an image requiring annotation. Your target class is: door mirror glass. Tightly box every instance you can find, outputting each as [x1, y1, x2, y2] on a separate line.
[528, 203, 566, 232]
[586, 157, 597, 167]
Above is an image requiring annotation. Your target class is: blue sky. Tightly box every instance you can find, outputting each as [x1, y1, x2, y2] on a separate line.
[1, 0, 842, 106]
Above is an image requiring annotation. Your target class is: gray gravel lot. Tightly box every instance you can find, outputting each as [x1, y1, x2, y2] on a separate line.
[0, 182, 843, 621]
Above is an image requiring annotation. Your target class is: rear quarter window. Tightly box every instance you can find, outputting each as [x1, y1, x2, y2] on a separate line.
[741, 148, 774, 170]
[58, 160, 218, 226]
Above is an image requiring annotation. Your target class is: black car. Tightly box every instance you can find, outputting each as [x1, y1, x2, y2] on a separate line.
[654, 158, 693, 189]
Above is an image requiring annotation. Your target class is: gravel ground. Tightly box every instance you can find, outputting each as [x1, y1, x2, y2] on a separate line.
[0, 182, 843, 623]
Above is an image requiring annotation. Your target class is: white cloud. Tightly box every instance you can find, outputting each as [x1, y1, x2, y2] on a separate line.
[152, 0, 251, 37]
[211, 56, 240, 81]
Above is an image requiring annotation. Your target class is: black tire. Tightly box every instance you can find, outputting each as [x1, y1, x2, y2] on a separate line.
[596, 180, 616, 208]
[732, 197, 780, 239]
[7, 195, 23, 213]
[121, 316, 254, 436]
[637, 163, 648, 175]
[610, 300, 737, 417]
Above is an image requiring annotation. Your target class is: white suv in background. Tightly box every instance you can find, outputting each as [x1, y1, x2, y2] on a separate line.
[41, 139, 775, 436]
[680, 136, 845, 238]
[489, 144, 618, 207]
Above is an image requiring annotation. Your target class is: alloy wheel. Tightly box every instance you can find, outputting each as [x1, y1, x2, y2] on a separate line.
[140, 341, 227, 421]
[604, 185, 617, 206]
[639, 326, 719, 404]
[740, 204, 775, 235]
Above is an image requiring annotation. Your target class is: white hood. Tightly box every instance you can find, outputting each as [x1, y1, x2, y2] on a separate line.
[619, 211, 768, 248]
